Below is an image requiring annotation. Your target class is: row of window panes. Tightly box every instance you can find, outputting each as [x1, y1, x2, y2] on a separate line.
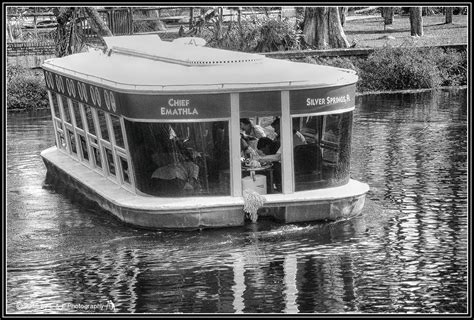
[50, 90, 352, 196]
[125, 114, 352, 197]
[50, 91, 132, 188]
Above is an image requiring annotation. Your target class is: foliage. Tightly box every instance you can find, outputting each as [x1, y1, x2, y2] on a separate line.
[133, 20, 162, 33]
[356, 46, 439, 91]
[7, 65, 48, 110]
[132, 8, 166, 33]
[355, 45, 466, 92]
[300, 45, 466, 92]
[7, 64, 27, 83]
[425, 48, 467, 86]
[253, 17, 303, 52]
[201, 15, 303, 52]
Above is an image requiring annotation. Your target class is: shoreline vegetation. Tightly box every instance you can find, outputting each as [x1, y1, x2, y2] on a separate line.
[6, 12, 467, 112]
[7, 45, 467, 112]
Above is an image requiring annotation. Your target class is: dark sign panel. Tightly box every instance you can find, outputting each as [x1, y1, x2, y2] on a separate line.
[290, 84, 356, 115]
[239, 91, 281, 117]
[43, 70, 121, 116]
[119, 93, 231, 120]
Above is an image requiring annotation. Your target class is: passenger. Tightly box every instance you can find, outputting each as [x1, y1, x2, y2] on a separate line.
[270, 117, 306, 147]
[240, 118, 266, 152]
[240, 118, 266, 141]
[240, 136, 251, 157]
[240, 134, 258, 158]
[255, 137, 282, 191]
[255, 137, 281, 162]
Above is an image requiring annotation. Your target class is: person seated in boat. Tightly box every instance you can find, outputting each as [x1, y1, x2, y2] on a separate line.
[255, 137, 282, 191]
[240, 135, 251, 158]
[240, 133, 259, 159]
[240, 118, 266, 150]
[270, 117, 306, 147]
[255, 137, 281, 162]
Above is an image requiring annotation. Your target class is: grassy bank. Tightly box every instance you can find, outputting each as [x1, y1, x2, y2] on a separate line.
[344, 14, 468, 48]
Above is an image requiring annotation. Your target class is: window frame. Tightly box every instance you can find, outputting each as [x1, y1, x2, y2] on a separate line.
[123, 118, 232, 197]
[83, 104, 105, 174]
[62, 98, 79, 159]
[110, 116, 135, 190]
[290, 111, 352, 191]
[54, 93, 69, 153]
[47, 88, 136, 192]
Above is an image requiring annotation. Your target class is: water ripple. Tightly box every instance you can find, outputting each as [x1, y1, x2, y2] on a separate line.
[6, 90, 467, 314]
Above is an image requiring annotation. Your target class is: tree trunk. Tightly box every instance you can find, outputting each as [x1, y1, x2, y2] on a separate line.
[303, 7, 327, 48]
[303, 7, 349, 49]
[409, 7, 423, 36]
[237, 7, 243, 50]
[84, 7, 113, 37]
[328, 7, 349, 48]
[339, 7, 347, 27]
[53, 7, 113, 57]
[53, 7, 75, 57]
[189, 7, 193, 29]
[445, 7, 453, 24]
[216, 7, 223, 40]
[383, 7, 394, 25]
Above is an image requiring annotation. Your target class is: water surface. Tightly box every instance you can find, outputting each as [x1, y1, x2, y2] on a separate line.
[6, 88, 467, 314]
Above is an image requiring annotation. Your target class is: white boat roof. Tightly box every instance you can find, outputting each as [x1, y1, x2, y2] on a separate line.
[42, 34, 358, 93]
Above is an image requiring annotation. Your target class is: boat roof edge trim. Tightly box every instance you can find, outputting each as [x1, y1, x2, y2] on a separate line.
[42, 62, 357, 93]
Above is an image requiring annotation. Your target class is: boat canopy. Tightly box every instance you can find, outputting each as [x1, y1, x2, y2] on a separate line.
[42, 35, 358, 93]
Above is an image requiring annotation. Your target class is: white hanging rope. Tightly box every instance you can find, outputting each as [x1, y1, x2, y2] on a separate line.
[243, 189, 266, 223]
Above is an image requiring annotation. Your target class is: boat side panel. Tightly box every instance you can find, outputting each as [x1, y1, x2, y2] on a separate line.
[42, 150, 245, 230]
[271, 194, 366, 223]
[41, 147, 368, 229]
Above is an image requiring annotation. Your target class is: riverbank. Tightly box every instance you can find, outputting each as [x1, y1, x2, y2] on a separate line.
[344, 14, 468, 48]
[6, 14, 467, 111]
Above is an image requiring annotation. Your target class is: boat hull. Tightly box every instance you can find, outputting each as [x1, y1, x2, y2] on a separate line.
[41, 146, 369, 230]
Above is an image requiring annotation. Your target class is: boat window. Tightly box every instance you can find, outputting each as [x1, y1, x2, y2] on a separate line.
[54, 118, 63, 131]
[50, 92, 61, 119]
[124, 120, 231, 197]
[110, 115, 125, 149]
[57, 130, 66, 150]
[91, 145, 102, 169]
[67, 129, 77, 155]
[79, 134, 89, 161]
[104, 147, 116, 176]
[292, 112, 352, 191]
[119, 156, 131, 184]
[84, 105, 97, 136]
[97, 109, 110, 141]
[240, 116, 283, 193]
[322, 114, 341, 144]
[71, 100, 83, 129]
[60, 95, 72, 124]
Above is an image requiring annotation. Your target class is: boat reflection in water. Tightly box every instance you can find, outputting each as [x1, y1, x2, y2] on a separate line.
[40, 34, 369, 229]
[40, 217, 368, 313]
